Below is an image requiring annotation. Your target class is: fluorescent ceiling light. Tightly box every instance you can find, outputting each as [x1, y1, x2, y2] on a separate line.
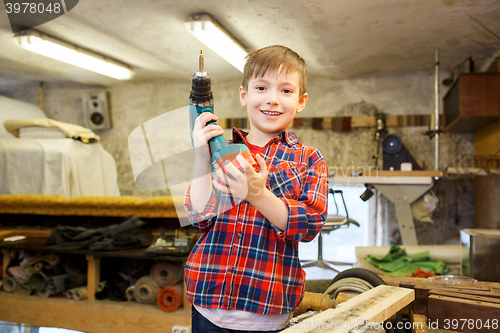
[13, 30, 134, 80]
[184, 14, 248, 72]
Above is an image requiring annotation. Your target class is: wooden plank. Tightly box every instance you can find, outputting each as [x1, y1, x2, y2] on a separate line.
[359, 170, 444, 178]
[351, 116, 376, 128]
[428, 290, 500, 304]
[401, 283, 496, 315]
[86, 255, 101, 301]
[400, 282, 490, 291]
[1, 249, 10, 278]
[0, 230, 52, 239]
[0, 292, 190, 333]
[427, 295, 500, 333]
[281, 285, 414, 332]
[382, 275, 500, 293]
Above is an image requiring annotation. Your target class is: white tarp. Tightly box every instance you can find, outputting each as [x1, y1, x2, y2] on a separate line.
[0, 138, 120, 197]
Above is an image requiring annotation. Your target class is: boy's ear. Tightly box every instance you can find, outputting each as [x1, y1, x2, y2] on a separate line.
[296, 93, 308, 114]
[239, 86, 247, 107]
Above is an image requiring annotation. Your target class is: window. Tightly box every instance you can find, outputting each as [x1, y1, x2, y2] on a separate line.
[299, 184, 374, 264]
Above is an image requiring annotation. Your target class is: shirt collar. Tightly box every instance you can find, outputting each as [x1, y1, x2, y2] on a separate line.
[231, 128, 299, 147]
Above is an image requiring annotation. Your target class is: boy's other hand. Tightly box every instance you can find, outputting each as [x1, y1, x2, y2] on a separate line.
[192, 112, 224, 148]
[212, 153, 268, 203]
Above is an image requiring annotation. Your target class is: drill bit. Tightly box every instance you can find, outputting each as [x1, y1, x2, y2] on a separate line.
[199, 50, 204, 72]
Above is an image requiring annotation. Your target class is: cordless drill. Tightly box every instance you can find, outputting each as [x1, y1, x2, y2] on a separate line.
[189, 51, 259, 176]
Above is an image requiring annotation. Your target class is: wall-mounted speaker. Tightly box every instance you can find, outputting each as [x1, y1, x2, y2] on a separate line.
[82, 92, 111, 130]
[382, 134, 421, 171]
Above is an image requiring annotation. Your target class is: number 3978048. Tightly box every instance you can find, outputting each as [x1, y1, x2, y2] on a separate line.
[5, 2, 62, 14]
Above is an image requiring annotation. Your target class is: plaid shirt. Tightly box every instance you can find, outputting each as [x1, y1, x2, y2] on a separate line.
[183, 128, 328, 315]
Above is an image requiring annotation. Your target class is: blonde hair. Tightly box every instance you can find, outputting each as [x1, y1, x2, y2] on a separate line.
[242, 45, 307, 97]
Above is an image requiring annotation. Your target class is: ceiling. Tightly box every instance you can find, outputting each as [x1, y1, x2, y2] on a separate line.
[0, 0, 499, 87]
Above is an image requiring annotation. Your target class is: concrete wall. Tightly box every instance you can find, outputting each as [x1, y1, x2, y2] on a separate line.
[1, 71, 475, 244]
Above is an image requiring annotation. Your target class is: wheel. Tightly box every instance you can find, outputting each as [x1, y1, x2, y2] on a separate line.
[329, 268, 386, 288]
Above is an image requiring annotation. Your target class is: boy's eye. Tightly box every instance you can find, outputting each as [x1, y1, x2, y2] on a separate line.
[282, 89, 292, 94]
[256, 86, 265, 91]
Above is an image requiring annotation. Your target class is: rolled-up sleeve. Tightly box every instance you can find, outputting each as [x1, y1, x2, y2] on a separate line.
[272, 153, 328, 242]
[183, 185, 219, 233]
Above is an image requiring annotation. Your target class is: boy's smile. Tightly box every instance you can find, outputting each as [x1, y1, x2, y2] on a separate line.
[239, 70, 308, 145]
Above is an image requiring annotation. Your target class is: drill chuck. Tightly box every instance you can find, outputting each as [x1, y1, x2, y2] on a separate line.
[189, 51, 213, 107]
[188, 51, 259, 175]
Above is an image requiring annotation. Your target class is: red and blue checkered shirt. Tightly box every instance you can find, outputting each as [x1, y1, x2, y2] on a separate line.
[183, 128, 328, 315]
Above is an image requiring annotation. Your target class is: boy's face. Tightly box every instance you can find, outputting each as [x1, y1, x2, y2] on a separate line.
[239, 70, 307, 140]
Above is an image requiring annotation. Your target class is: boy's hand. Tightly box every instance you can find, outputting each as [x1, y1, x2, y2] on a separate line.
[192, 112, 224, 149]
[212, 153, 268, 203]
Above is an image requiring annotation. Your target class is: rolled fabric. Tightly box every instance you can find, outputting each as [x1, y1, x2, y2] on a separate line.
[2, 276, 20, 293]
[71, 286, 88, 301]
[33, 262, 45, 272]
[126, 285, 135, 301]
[28, 272, 48, 291]
[46, 273, 69, 295]
[157, 283, 183, 312]
[25, 253, 60, 266]
[14, 284, 31, 296]
[36, 289, 50, 298]
[95, 285, 109, 300]
[42, 263, 67, 277]
[133, 276, 160, 304]
[66, 289, 75, 299]
[96, 280, 107, 293]
[109, 280, 130, 302]
[24, 265, 37, 276]
[150, 262, 183, 288]
[64, 272, 87, 290]
[7, 266, 30, 285]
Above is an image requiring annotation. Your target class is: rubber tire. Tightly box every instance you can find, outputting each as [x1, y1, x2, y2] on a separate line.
[329, 268, 386, 289]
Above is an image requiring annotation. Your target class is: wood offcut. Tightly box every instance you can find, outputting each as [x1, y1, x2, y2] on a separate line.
[281, 285, 414, 333]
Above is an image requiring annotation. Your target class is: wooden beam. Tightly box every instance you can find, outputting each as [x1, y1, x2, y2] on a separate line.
[400, 282, 490, 292]
[400, 283, 496, 315]
[358, 170, 444, 178]
[381, 275, 500, 293]
[281, 285, 414, 333]
[428, 290, 500, 304]
[86, 255, 101, 301]
[0, 293, 190, 333]
[2, 249, 10, 278]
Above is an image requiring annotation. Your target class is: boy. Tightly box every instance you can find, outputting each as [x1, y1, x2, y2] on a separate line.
[184, 45, 328, 332]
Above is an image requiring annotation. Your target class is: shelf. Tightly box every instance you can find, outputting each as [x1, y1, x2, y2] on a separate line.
[443, 73, 500, 133]
[1, 234, 191, 332]
[0, 237, 188, 261]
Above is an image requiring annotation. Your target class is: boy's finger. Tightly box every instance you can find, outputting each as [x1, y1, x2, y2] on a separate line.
[212, 179, 230, 194]
[223, 159, 246, 182]
[214, 167, 229, 185]
[236, 154, 254, 175]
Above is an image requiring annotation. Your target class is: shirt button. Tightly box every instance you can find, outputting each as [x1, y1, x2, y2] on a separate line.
[291, 165, 296, 170]
[237, 232, 243, 239]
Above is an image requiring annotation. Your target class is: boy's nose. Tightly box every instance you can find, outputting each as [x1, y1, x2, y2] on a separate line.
[266, 94, 280, 106]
